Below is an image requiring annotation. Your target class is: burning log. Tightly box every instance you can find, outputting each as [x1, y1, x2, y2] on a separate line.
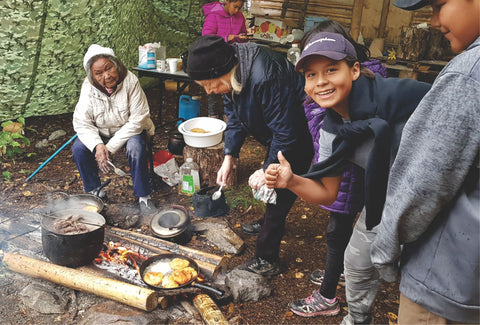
[3, 252, 166, 312]
[106, 227, 227, 279]
[192, 294, 229, 325]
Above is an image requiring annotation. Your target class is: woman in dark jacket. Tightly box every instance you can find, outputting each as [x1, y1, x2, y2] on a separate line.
[185, 35, 314, 275]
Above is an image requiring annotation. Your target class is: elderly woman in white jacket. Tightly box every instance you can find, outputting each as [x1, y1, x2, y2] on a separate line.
[72, 44, 156, 214]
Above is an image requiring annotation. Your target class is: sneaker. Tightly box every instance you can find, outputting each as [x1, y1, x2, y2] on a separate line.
[139, 199, 158, 216]
[238, 256, 282, 276]
[310, 269, 345, 287]
[241, 219, 263, 235]
[289, 290, 340, 317]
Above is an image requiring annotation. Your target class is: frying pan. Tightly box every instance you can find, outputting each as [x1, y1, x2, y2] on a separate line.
[140, 253, 224, 296]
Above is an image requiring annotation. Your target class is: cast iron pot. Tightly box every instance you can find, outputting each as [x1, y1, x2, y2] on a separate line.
[41, 209, 106, 267]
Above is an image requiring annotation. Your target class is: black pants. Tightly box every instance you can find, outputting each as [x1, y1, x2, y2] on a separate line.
[255, 145, 313, 261]
[320, 211, 356, 299]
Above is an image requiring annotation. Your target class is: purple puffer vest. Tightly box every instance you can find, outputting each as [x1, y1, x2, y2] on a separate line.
[304, 98, 364, 215]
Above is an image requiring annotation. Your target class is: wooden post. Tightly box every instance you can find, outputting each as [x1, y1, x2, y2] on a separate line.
[350, 0, 364, 41]
[3, 252, 163, 312]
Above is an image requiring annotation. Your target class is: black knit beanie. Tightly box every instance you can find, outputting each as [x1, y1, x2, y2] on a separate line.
[185, 35, 238, 81]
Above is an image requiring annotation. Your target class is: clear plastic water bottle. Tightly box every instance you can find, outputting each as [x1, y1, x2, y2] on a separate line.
[287, 43, 301, 66]
[178, 157, 200, 196]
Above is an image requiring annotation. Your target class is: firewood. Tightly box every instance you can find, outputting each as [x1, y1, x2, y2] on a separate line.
[3, 252, 165, 312]
[192, 294, 229, 325]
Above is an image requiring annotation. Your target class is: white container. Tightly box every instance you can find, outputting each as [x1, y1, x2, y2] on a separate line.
[178, 117, 226, 148]
[167, 58, 178, 73]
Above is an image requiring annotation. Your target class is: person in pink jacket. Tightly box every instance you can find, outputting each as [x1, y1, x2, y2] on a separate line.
[202, 0, 248, 44]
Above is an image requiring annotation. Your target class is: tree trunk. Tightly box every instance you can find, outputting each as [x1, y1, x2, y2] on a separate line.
[397, 26, 430, 61]
[183, 142, 238, 187]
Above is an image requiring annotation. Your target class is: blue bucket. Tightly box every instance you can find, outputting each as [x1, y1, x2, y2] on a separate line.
[178, 95, 201, 126]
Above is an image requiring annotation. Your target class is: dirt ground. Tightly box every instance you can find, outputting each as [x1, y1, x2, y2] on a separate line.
[0, 85, 399, 324]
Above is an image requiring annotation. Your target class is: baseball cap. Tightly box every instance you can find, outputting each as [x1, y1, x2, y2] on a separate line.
[393, 0, 431, 10]
[295, 32, 357, 71]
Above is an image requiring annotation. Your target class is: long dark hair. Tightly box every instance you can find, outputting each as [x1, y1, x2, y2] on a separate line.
[300, 19, 374, 78]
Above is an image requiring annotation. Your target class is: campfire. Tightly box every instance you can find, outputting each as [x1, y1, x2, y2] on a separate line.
[94, 241, 149, 286]
[93, 241, 208, 289]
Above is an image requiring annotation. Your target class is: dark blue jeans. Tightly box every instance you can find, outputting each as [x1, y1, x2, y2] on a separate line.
[72, 132, 151, 197]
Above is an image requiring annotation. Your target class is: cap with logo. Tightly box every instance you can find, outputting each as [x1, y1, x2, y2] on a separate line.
[295, 32, 357, 71]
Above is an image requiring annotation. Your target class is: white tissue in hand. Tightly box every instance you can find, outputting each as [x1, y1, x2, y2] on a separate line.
[252, 185, 277, 204]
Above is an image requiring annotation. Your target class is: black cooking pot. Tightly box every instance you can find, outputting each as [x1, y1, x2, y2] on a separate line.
[150, 205, 192, 244]
[41, 209, 105, 267]
[167, 131, 186, 156]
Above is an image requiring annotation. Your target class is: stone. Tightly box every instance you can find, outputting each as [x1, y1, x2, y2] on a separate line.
[192, 218, 244, 254]
[225, 269, 271, 302]
[19, 283, 68, 314]
[48, 129, 67, 141]
[77, 301, 170, 325]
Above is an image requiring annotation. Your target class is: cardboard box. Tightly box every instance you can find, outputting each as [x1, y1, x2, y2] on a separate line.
[253, 17, 288, 43]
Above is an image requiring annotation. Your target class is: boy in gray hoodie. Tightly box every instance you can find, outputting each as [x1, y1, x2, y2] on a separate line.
[371, 0, 480, 323]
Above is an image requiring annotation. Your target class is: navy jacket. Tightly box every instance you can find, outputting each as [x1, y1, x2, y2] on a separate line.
[305, 75, 431, 229]
[223, 43, 313, 171]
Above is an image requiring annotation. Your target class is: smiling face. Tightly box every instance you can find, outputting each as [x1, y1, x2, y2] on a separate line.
[430, 0, 480, 53]
[195, 73, 232, 94]
[303, 56, 360, 118]
[91, 57, 119, 89]
[224, 0, 244, 16]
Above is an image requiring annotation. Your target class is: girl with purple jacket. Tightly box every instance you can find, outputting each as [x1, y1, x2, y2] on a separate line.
[289, 20, 387, 318]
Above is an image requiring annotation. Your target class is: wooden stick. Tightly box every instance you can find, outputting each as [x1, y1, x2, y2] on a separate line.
[3, 252, 163, 312]
[192, 294, 229, 325]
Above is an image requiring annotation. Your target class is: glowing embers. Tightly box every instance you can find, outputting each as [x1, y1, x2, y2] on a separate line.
[94, 241, 148, 286]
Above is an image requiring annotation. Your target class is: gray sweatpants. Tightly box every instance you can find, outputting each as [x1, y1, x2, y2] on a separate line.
[343, 209, 380, 324]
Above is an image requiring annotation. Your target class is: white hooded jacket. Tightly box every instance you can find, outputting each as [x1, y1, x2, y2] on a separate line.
[73, 70, 155, 154]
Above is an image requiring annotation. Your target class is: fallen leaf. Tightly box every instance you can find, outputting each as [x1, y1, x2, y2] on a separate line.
[388, 312, 398, 321]
[315, 235, 323, 239]
[22, 191, 33, 197]
[295, 257, 302, 263]
[281, 240, 287, 244]
[234, 223, 241, 228]
[295, 272, 304, 278]
[301, 214, 307, 219]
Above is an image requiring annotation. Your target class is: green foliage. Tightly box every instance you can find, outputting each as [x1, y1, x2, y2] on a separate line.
[225, 183, 266, 212]
[0, 0, 206, 120]
[2, 171, 11, 182]
[0, 117, 30, 162]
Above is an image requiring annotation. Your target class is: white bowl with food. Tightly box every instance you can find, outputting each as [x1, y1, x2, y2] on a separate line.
[178, 117, 226, 148]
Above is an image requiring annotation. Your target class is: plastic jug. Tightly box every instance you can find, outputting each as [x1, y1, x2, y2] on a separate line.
[178, 95, 201, 126]
[178, 157, 200, 195]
